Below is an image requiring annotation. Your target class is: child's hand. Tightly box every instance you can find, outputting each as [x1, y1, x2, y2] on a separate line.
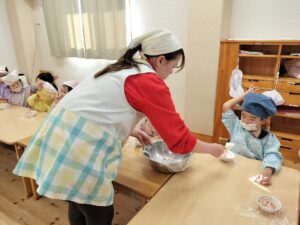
[255, 168, 273, 185]
[245, 86, 258, 95]
[131, 127, 152, 146]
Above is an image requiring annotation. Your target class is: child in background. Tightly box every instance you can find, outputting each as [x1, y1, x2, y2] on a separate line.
[0, 66, 11, 100]
[27, 72, 58, 112]
[138, 117, 161, 142]
[222, 87, 283, 185]
[52, 80, 79, 108]
[0, 70, 37, 107]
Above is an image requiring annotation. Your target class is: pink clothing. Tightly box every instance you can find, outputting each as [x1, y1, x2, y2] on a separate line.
[0, 83, 11, 100]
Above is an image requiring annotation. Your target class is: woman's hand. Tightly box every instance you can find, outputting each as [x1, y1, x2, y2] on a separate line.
[193, 141, 225, 158]
[206, 143, 226, 157]
[131, 126, 152, 146]
[255, 168, 273, 185]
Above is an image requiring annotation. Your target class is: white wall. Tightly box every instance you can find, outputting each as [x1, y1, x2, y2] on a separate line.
[230, 0, 300, 39]
[0, 0, 18, 71]
[130, 0, 188, 117]
[184, 0, 226, 135]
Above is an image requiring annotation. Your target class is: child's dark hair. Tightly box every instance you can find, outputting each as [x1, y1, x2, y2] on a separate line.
[65, 85, 73, 92]
[36, 72, 58, 90]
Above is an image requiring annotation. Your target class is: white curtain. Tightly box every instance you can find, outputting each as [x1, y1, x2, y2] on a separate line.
[42, 0, 127, 59]
[43, 0, 85, 57]
[81, 0, 127, 59]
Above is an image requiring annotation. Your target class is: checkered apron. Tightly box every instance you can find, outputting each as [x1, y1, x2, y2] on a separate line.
[13, 106, 122, 206]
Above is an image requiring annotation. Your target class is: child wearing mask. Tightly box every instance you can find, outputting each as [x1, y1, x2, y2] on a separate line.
[52, 80, 79, 108]
[0, 70, 37, 107]
[222, 87, 283, 185]
[27, 72, 58, 112]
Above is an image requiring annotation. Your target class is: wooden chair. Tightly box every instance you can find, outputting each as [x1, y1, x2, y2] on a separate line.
[218, 137, 229, 146]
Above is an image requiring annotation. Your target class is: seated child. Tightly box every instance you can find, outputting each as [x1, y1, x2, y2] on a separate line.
[0, 66, 11, 100]
[52, 80, 79, 108]
[27, 72, 58, 112]
[222, 87, 283, 185]
[138, 117, 161, 142]
[0, 70, 37, 107]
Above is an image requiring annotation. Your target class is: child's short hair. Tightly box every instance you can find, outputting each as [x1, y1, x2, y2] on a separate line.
[241, 93, 276, 119]
[36, 72, 58, 90]
[63, 80, 79, 92]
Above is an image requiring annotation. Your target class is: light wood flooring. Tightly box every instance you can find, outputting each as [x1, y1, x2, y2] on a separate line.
[0, 143, 141, 225]
[0, 142, 299, 225]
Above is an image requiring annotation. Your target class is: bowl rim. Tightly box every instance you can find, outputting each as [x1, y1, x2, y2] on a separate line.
[256, 194, 282, 213]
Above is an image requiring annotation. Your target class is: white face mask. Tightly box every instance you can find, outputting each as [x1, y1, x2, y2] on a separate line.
[241, 121, 257, 131]
[11, 86, 22, 93]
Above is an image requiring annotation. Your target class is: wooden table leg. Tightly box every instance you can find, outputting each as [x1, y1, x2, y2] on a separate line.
[14, 144, 33, 198]
[138, 196, 148, 209]
[30, 179, 40, 200]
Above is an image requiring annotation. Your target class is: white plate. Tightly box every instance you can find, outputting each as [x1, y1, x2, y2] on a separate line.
[256, 195, 281, 213]
[219, 150, 235, 162]
[0, 103, 9, 110]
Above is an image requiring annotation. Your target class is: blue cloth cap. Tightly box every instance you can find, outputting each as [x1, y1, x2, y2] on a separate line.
[241, 93, 277, 119]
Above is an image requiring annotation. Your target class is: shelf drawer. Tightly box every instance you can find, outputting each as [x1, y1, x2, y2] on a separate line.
[242, 79, 273, 89]
[276, 136, 300, 148]
[279, 92, 300, 107]
[276, 134, 300, 162]
[279, 146, 300, 162]
[276, 80, 300, 93]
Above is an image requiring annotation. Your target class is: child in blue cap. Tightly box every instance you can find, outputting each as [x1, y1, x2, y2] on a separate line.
[222, 87, 282, 185]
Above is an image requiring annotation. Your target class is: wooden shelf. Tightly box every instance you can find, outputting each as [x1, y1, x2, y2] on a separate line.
[243, 75, 275, 80]
[272, 131, 300, 141]
[239, 54, 278, 58]
[214, 40, 300, 162]
[280, 55, 300, 59]
[277, 76, 300, 83]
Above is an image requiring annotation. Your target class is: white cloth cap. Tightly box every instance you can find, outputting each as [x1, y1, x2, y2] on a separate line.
[229, 68, 244, 98]
[63, 80, 79, 89]
[262, 90, 284, 105]
[0, 70, 19, 85]
[0, 66, 8, 76]
[128, 29, 182, 56]
[43, 82, 57, 94]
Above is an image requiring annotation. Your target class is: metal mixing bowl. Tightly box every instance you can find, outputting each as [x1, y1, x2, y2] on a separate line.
[143, 141, 192, 173]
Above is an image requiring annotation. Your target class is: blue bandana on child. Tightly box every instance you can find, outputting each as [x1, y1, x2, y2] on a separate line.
[241, 93, 277, 119]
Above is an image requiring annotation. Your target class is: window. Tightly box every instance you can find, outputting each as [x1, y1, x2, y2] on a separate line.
[42, 0, 128, 59]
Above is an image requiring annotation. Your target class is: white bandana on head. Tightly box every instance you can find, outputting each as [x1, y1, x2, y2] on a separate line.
[63, 80, 79, 89]
[128, 29, 182, 56]
[0, 70, 19, 86]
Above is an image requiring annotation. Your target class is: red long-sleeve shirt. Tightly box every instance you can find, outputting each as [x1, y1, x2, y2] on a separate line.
[124, 73, 196, 154]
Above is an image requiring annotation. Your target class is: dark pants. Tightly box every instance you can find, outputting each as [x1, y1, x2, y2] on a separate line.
[68, 201, 114, 225]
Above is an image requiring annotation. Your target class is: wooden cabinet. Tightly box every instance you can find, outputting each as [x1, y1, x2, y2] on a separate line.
[213, 40, 300, 163]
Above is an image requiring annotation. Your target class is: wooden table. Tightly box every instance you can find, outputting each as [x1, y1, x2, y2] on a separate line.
[129, 154, 300, 225]
[114, 138, 173, 206]
[0, 105, 46, 198]
[15, 137, 40, 199]
[0, 105, 46, 145]
[15, 136, 173, 205]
